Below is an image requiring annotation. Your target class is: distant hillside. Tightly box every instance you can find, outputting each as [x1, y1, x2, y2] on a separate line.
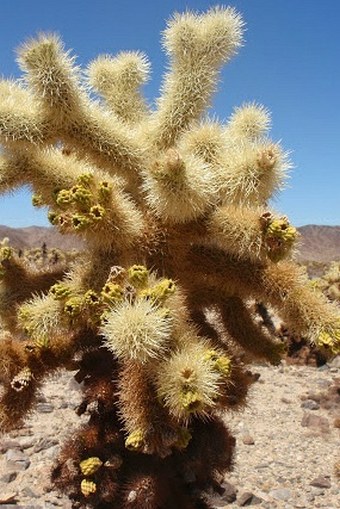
[0, 225, 84, 252]
[0, 224, 339, 262]
[296, 225, 340, 262]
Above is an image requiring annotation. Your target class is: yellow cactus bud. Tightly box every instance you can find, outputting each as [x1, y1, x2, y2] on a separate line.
[70, 185, 92, 206]
[125, 430, 145, 451]
[101, 282, 124, 304]
[11, 367, 32, 392]
[204, 350, 232, 376]
[213, 356, 232, 376]
[32, 193, 44, 207]
[0, 246, 12, 261]
[263, 216, 298, 262]
[80, 479, 97, 497]
[77, 173, 94, 186]
[79, 457, 103, 476]
[317, 329, 340, 355]
[127, 265, 149, 287]
[174, 427, 192, 449]
[180, 390, 203, 413]
[141, 279, 176, 303]
[72, 213, 91, 231]
[50, 283, 72, 299]
[89, 204, 106, 222]
[98, 180, 113, 201]
[64, 296, 83, 316]
[56, 189, 72, 206]
[47, 210, 58, 225]
[266, 218, 297, 242]
[84, 290, 100, 307]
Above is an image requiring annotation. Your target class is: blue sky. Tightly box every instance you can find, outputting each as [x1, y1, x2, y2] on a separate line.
[0, 0, 339, 227]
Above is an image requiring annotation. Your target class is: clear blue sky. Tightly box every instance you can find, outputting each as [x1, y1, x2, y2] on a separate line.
[0, 0, 339, 227]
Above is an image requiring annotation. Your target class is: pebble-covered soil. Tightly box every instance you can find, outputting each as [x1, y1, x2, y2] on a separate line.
[0, 359, 339, 509]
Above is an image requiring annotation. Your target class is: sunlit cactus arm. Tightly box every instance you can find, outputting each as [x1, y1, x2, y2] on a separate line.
[207, 206, 298, 263]
[216, 139, 291, 206]
[117, 360, 180, 457]
[0, 81, 51, 145]
[186, 246, 340, 354]
[0, 147, 145, 250]
[224, 102, 271, 142]
[0, 245, 64, 331]
[17, 34, 146, 184]
[87, 52, 150, 125]
[142, 147, 217, 223]
[178, 119, 225, 167]
[149, 6, 244, 149]
[257, 261, 340, 352]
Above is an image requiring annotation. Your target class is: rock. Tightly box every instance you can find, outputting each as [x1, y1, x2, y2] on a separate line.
[237, 491, 262, 506]
[301, 412, 330, 432]
[242, 435, 255, 445]
[0, 491, 17, 504]
[269, 488, 292, 501]
[0, 439, 21, 453]
[310, 476, 331, 488]
[281, 396, 292, 404]
[328, 355, 340, 368]
[5, 449, 31, 471]
[36, 403, 55, 413]
[0, 471, 17, 483]
[21, 486, 41, 498]
[33, 437, 59, 453]
[301, 399, 320, 410]
[221, 480, 237, 503]
[19, 437, 36, 449]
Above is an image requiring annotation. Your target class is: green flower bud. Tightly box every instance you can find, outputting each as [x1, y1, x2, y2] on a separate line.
[64, 296, 83, 316]
[56, 189, 72, 206]
[127, 265, 149, 287]
[89, 204, 105, 222]
[101, 283, 124, 304]
[125, 430, 144, 451]
[32, 193, 44, 207]
[72, 213, 91, 231]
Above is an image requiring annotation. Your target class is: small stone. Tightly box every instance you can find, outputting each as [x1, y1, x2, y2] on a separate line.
[36, 402, 55, 413]
[0, 491, 17, 504]
[238, 492, 254, 506]
[301, 399, 320, 410]
[0, 471, 17, 483]
[0, 439, 21, 454]
[281, 396, 292, 404]
[21, 486, 40, 498]
[301, 412, 330, 432]
[310, 476, 331, 489]
[242, 435, 255, 445]
[5, 449, 31, 471]
[269, 488, 292, 501]
[221, 480, 237, 503]
[33, 437, 59, 453]
[329, 355, 340, 368]
[19, 437, 36, 449]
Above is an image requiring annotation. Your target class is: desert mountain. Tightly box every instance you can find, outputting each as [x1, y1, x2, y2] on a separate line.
[0, 224, 339, 262]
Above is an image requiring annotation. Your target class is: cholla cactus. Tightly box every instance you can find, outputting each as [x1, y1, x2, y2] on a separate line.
[313, 262, 340, 302]
[0, 6, 339, 509]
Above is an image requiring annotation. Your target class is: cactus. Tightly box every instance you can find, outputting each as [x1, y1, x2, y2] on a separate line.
[0, 6, 339, 509]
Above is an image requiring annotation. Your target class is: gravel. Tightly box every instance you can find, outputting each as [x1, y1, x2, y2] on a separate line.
[0, 361, 339, 509]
